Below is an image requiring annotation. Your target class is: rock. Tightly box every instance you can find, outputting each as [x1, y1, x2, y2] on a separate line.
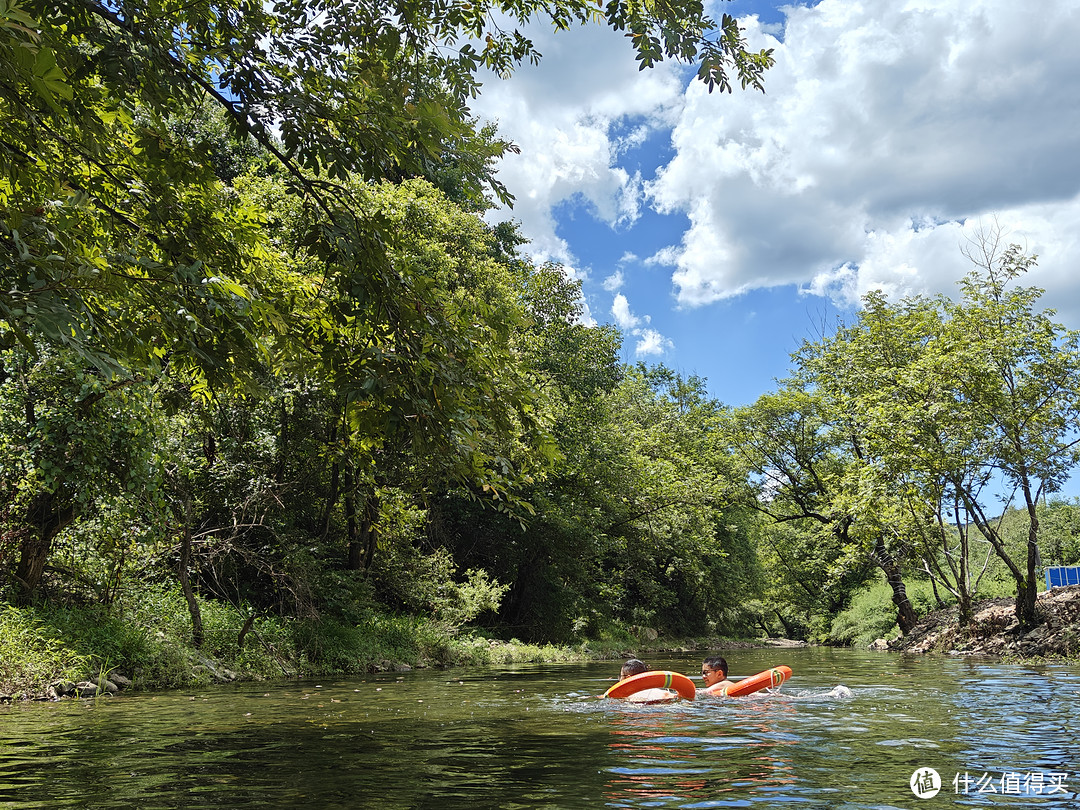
[764, 638, 809, 647]
[868, 638, 889, 651]
[109, 673, 132, 689]
[631, 626, 659, 641]
[191, 653, 238, 683]
[75, 682, 98, 698]
[1023, 625, 1049, 641]
[51, 680, 76, 697]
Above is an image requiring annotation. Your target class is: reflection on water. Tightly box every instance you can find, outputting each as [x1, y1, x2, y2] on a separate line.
[1, 648, 1079, 808]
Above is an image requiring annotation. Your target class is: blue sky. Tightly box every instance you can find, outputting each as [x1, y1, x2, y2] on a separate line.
[471, 0, 1080, 408]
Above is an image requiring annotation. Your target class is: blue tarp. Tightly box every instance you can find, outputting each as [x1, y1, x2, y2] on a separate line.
[1045, 566, 1080, 589]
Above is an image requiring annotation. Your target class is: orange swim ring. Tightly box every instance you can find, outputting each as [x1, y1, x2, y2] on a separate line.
[604, 670, 697, 700]
[717, 665, 792, 697]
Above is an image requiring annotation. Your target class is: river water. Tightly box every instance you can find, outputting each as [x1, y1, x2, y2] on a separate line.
[1, 647, 1079, 808]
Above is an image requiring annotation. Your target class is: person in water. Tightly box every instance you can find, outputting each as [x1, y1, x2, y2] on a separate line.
[620, 658, 648, 679]
[700, 656, 736, 695]
[615, 658, 678, 703]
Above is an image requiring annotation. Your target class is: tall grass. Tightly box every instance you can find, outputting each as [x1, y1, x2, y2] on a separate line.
[0, 605, 88, 697]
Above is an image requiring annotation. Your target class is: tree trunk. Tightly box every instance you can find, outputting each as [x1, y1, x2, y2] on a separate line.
[1019, 486, 1041, 630]
[345, 465, 361, 570]
[773, 609, 799, 639]
[872, 537, 918, 635]
[13, 493, 75, 605]
[957, 590, 973, 627]
[178, 500, 204, 649]
[360, 492, 380, 570]
[1016, 578, 1037, 629]
[319, 420, 340, 539]
[275, 397, 288, 483]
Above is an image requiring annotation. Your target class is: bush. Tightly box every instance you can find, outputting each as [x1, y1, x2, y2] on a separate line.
[0, 606, 88, 696]
[828, 580, 900, 647]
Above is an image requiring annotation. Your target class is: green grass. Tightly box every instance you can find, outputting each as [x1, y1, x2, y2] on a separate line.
[0, 605, 89, 697]
[1, 581, 764, 698]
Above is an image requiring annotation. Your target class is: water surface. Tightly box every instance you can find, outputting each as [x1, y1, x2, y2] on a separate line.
[2, 647, 1078, 808]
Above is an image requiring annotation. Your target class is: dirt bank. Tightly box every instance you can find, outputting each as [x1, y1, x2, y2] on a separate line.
[892, 584, 1080, 658]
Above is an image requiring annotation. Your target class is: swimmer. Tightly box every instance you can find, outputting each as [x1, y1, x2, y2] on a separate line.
[700, 656, 736, 696]
[615, 659, 678, 704]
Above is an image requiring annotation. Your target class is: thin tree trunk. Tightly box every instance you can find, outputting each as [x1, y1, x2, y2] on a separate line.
[345, 465, 361, 570]
[319, 420, 340, 539]
[275, 397, 288, 483]
[360, 492, 380, 570]
[178, 499, 204, 649]
[773, 609, 799, 639]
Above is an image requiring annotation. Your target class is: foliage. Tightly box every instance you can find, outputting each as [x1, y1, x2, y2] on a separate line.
[0, 0, 780, 679]
[0, 604, 88, 696]
[0, 0, 772, 383]
[803, 238, 1080, 628]
[828, 580, 901, 648]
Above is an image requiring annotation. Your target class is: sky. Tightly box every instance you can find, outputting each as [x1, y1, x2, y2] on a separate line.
[468, 0, 1080, 408]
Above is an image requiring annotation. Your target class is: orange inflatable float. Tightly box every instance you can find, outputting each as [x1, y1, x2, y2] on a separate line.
[604, 670, 697, 701]
[716, 665, 792, 697]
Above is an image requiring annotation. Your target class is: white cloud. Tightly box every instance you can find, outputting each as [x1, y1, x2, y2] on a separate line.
[611, 293, 642, 330]
[610, 294, 676, 358]
[470, 0, 1080, 347]
[636, 328, 675, 357]
[643, 0, 1080, 311]
[603, 270, 625, 292]
[471, 21, 685, 265]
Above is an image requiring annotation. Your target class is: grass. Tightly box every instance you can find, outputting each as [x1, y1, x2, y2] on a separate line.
[0, 582, 629, 697]
[0, 581, 766, 698]
[0, 604, 89, 698]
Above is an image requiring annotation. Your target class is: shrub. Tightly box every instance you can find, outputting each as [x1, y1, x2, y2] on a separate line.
[0, 606, 88, 696]
[828, 580, 900, 647]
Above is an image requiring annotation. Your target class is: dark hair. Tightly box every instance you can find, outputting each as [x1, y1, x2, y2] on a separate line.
[703, 656, 728, 677]
[620, 658, 648, 678]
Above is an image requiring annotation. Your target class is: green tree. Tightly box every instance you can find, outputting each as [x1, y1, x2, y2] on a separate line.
[724, 386, 915, 636]
[942, 241, 1080, 627]
[0, 345, 158, 603]
[800, 238, 1080, 629]
[2, 0, 772, 377]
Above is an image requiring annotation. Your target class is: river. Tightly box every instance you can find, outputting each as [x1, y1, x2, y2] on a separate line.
[2, 647, 1078, 808]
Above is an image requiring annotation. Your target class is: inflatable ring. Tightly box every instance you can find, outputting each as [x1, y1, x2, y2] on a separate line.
[720, 665, 792, 697]
[604, 670, 696, 700]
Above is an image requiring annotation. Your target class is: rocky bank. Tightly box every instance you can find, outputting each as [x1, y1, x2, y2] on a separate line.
[891, 584, 1080, 658]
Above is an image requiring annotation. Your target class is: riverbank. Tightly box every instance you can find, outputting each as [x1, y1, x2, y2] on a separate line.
[891, 584, 1080, 658]
[0, 595, 763, 701]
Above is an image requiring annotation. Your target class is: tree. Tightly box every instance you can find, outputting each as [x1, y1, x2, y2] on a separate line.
[724, 387, 916, 636]
[2, 0, 773, 378]
[942, 240, 1080, 627]
[798, 236, 1080, 630]
[0, 344, 158, 603]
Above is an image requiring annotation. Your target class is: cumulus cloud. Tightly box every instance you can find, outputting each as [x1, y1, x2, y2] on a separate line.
[471, 21, 684, 265]
[644, 0, 1080, 310]
[603, 270, 625, 292]
[470, 0, 1080, 359]
[611, 293, 642, 330]
[635, 329, 675, 357]
[610, 294, 676, 358]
